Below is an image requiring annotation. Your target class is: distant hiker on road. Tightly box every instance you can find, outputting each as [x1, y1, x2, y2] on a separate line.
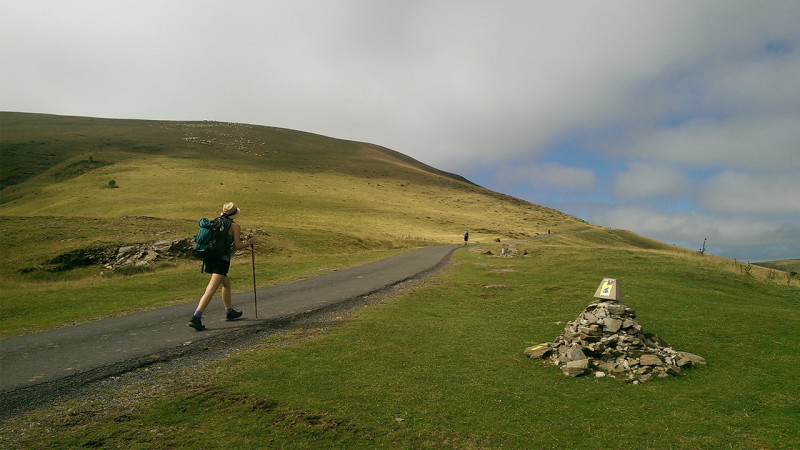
[463, 230, 469, 246]
[188, 202, 254, 331]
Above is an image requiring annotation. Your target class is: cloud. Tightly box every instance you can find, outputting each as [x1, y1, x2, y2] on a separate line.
[500, 163, 597, 192]
[614, 114, 800, 172]
[604, 29, 800, 172]
[2, 0, 799, 260]
[613, 163, 690, 200]
[591, 206, 800, 261]
[7, 1, 796, 168]
[698, 172, 800, 216]
[4, 3, 798, 162]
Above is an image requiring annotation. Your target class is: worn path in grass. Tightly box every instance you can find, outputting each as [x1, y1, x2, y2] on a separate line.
[0, 245, 460, 399]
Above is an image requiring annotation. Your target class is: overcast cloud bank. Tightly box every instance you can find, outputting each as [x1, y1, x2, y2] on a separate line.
[2, 1, 798, 261]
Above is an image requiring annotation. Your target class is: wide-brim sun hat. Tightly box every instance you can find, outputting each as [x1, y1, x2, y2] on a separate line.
[222, 202, 241, 219]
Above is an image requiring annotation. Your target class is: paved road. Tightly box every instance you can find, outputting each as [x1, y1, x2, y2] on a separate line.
[0, 245, 460, 396]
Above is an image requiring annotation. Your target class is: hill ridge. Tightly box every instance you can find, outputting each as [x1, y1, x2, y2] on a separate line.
[1, 111, 596, 278]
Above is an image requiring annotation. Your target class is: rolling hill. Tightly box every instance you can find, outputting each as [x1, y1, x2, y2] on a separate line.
[0, 111, 595, 268]
[755, 259, 800, 275]
[1, 111, 598, 335]
[2, 113, 799, 448]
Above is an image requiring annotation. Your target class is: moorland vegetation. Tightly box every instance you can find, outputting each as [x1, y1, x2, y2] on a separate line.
[1, 112, 798, 447]
[0, 112, 593, 337]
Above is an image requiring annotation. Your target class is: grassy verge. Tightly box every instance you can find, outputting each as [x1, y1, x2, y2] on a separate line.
[0, 250, 404, 338]
[3, 232, 798, 448]
[0, 213, 422, 338]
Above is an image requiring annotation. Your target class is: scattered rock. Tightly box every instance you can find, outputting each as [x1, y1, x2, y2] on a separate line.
[639, 354, 663, 366]
[523, 344, 552, 359]
[108, 238, 193, 269]
[493, 246, 528, 258]
[566, 343, 587, 361]
[603, 317, 623, 333]
[563, 359, 589, 377]
[29, 238, 195, 273]
[117, 246, 136, 255]
[676, 351, 707, 368]
[645, 332, 669, 347]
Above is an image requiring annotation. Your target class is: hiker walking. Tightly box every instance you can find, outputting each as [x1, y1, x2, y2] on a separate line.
[463, 230, 469, 246]
[188, 202, 254, 331]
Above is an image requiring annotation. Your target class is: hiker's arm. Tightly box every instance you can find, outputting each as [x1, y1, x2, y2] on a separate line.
[231, 223, 254, 250]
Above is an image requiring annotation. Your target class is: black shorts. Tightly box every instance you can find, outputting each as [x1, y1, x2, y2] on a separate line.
[203, 257, 231, 276]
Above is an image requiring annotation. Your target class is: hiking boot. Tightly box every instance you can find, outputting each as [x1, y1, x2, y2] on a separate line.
[226, 309, 243, 321]
[188, 316, 206, 331]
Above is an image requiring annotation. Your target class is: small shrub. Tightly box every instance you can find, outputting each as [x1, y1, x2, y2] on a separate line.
[767, 270, 778, 282]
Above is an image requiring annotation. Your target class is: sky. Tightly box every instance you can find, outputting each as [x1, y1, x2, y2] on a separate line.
[2, 1, 799, 261]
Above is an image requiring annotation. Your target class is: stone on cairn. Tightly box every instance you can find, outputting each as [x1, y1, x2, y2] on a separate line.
[524, 278, 705, 384]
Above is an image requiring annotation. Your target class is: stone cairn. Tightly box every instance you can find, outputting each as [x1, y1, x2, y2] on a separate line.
[525, 278, 705, 384]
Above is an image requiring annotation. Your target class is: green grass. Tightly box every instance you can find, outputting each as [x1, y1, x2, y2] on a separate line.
[0, 250, 403, 338]
[1, 112, 595, 337]
[0, 113, 590, 246]
[0, 213, 417, 337]
[756, 258, 800, 275]
[4, 233, 798, 448]
[2, 113, 797, 447]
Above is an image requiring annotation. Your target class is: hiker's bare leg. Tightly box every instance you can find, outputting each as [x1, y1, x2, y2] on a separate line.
[220, 276, 232, 309]
[196, 273, 225, 312]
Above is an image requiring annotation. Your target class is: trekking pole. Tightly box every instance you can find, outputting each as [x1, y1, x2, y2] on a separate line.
[250, 241, 258, 318]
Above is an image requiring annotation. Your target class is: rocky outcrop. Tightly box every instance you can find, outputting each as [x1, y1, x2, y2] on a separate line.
[24, 239, 195, 273]
[108, 239, 194, 269]
[525, 281, 705, 384]
[499, 246, 528, 257]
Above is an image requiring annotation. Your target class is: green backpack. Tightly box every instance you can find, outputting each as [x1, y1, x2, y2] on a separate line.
[193, 217, 232, 259]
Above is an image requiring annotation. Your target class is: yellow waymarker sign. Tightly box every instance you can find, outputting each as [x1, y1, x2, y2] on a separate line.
[599, 279, 614, 297]
[593, 278, 623, 302]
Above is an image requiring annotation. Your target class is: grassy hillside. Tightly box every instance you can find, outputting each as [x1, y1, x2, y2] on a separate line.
[1, 112, 591, 242]
[2, 113, 798, 447]
[755, 259, 800, 275]
[2, 230, 797, 447]
[0, 112, 595, 336]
